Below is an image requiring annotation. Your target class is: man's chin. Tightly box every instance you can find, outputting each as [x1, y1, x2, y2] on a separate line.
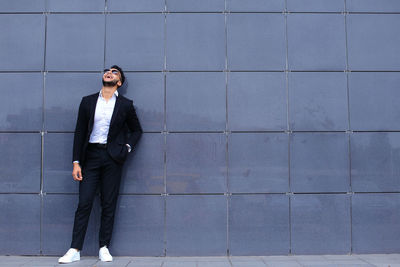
[102, 80, 118, 87]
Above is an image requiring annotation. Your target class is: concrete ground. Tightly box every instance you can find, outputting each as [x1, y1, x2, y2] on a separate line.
[0, 254, 399, 267]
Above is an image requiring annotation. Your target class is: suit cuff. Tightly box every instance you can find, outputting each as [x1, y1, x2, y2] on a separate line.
[126, 144, 132, 153]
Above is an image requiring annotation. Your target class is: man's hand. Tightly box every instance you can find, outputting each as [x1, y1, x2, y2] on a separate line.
[72, 162, 83, 181]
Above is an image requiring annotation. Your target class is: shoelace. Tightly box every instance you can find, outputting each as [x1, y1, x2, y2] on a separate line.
[66, 249, 77, 256]
[101, 248, 111, 256]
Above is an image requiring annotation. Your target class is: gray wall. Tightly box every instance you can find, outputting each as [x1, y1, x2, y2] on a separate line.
[1, 0, 400, 256]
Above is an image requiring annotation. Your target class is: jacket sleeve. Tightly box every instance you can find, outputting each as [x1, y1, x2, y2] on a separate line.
[126, 100, 143, 148]
[72, 97, 89, 163]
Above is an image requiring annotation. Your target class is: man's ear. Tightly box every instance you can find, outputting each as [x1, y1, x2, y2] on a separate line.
[117, 80, 122, 87]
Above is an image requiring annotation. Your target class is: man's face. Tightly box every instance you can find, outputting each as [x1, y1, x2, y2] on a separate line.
[102, 68, 122, 87]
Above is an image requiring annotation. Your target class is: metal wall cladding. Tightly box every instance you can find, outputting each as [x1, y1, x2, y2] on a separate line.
[0, 0, 399, 256]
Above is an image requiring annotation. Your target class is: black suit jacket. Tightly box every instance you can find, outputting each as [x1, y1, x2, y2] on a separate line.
[73, 92, 142, 165]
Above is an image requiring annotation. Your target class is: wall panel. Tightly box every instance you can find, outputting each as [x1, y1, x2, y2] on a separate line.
[1, 0, 399, 256]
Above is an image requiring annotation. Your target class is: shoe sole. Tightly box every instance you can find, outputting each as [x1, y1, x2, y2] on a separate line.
[59, 257, 80, 264]
[58, 260, 79, 264]
[99, 257, 113, 262]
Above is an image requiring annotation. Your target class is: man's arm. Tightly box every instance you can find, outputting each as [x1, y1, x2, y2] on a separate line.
[72, 97, 88, 163]
[126, 101, 142, 150]
[72, 97, 88, 181]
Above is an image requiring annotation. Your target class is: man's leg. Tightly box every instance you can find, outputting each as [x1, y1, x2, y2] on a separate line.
[70, 147, 101, 250]
[98, 152, 123, 248]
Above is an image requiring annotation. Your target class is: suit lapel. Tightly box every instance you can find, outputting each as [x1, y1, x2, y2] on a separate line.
[109, 95, 122, 129]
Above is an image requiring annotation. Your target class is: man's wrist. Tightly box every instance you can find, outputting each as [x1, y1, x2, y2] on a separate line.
[73, 161, 80, 164]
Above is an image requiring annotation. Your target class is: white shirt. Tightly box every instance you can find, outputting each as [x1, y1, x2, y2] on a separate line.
[89, 90, 118, 144]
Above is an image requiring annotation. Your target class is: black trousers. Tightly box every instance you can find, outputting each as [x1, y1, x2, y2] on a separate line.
[70, 144, 123, 250]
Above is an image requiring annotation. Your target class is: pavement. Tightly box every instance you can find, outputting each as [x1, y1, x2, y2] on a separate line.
[1, 254, 400, 267]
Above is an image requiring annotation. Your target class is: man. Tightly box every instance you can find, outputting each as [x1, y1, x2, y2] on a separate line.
[58, 65, 142, 263]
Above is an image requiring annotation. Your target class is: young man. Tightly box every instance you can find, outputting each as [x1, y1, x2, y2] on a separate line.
[59, 65, 142, 263]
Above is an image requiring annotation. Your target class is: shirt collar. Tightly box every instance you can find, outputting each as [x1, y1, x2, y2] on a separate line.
[99, 89, 118, 99]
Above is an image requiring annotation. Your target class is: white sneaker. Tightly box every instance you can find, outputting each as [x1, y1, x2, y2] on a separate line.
[99, 246, 113, 262]
[58, 248, 80, 264]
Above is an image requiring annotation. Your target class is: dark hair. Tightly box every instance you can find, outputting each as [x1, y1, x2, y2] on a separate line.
[110, 65, 125, 87]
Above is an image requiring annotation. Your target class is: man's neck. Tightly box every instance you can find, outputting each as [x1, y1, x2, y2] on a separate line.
[101, 86, 117, 101]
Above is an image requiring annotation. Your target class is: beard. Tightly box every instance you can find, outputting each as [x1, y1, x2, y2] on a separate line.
[102, 78, 118, 87]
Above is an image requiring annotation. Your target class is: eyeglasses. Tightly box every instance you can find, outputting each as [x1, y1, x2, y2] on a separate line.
[103, 69, 120, 75]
